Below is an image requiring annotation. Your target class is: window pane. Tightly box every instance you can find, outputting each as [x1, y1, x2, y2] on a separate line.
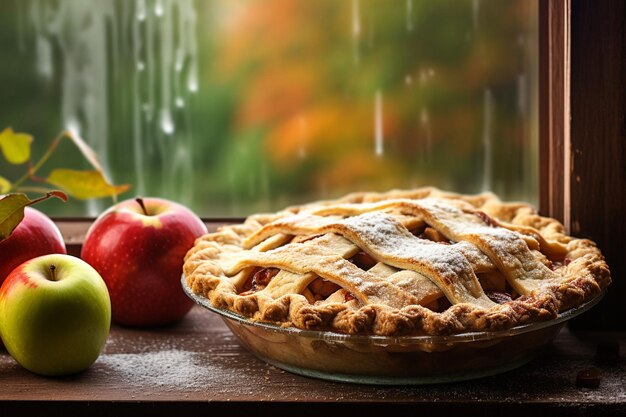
[0, 0, 538, 216]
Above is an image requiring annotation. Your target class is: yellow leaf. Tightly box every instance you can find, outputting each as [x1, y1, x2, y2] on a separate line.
[0, 176, 10, 193]
[0, 194, 28, 240]
[46, 169, 130, 200]
[0, 127, 32, 164]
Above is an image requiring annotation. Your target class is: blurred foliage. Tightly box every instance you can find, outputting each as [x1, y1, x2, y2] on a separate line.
[0, 0, 538, 216]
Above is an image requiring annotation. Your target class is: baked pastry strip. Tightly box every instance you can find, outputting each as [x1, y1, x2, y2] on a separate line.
[224, 234, 422, 308]
[302, 198, 561, 295]
[237, 211, 495, 308]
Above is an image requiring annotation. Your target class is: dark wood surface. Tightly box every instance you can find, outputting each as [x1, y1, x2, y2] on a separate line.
[1, 305, 625, 416]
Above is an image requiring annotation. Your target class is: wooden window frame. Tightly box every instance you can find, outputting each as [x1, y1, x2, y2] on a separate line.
[540, 0, 625, 329]
[539, 0, 570, 228]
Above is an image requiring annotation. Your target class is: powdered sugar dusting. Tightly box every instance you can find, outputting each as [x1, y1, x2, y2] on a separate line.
[341, 212, 491, 305]
[417, 198, 557, 292]
[98, 350, 212, 390]
[92, 347, 285, 397]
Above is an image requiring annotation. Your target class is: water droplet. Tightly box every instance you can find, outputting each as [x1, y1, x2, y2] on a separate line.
[136, 0, 146, 21]
[155, 0, 164, 17]
[36, 37, 53, 79]
[419, 68, 435, 84]
[188, 70, 198, 93]
[517, 73, 527, 115]
[160, 109, 175, 134]
[420, 107, 432, 157]
[420, 108, 429, 124]
[174, 47, 186, 72]
[143, 103, 153, 121]
[472, 0, 480, 30]
[298, 116, 307, 158]
[352, 0, 361, 37]
[374, 90, 384, 156]
[66, 119, 82, 137]
[406, 0, 414, 32]
[482, 89, 494, 191]
[352, 0, 361, 64]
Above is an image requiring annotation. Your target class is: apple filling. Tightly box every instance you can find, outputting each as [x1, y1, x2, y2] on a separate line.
[409, 222, 451, 244]
[423, 297, 453, 313]
[239, 267, 280, 295]
[239, 266, 359, 305]
[548, 257, 572, 271]
[238, 235, 371, 303]
[477, 270, 518, 305]
[348, 251, 378, 270]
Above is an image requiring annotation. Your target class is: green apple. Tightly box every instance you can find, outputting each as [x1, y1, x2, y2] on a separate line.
[0, 254, 111, 376]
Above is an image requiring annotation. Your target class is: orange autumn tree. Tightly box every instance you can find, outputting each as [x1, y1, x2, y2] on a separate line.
[202, 0, 535, 206]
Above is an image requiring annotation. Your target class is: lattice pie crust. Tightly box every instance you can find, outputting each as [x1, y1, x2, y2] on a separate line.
[184, 188, 611, 335]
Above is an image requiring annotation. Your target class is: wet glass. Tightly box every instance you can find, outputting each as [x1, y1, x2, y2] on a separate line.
[0, 0, 538, 216]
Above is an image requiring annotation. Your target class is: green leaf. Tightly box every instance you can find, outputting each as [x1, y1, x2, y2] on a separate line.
[0, 127, 32, 164]
[46, 169, 130, 200]
[0, 176, 11, 193]
[0, 192, 67, 241]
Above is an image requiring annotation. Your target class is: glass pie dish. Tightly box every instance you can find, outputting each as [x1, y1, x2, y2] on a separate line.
[182, 276, 604, 385]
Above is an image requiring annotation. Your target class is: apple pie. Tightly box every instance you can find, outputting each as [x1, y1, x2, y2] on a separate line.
[183, 188, 610, 336]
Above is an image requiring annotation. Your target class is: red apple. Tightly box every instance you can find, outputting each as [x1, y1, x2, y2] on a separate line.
[0, 207, 67, 286]
[80, 197, 207, 326]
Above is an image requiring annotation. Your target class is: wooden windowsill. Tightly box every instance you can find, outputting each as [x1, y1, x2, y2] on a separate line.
[1, 306, 624, 415]
[55, 218, 242, 257]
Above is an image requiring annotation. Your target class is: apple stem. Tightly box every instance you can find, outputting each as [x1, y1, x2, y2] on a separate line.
[49, 264, 57, 281]
[135, 197, 149, 216]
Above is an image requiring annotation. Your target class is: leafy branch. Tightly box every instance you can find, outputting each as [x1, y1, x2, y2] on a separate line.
[0, 127, 130, 241]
